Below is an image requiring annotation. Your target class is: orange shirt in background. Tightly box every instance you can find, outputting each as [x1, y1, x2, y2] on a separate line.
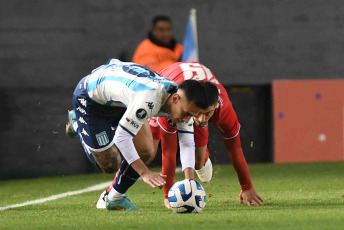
[132, 38, 183, 72]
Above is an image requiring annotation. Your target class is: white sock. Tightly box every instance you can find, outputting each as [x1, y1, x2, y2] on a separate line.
[107, 188, 125, 201]
[72, 121, 78, 132]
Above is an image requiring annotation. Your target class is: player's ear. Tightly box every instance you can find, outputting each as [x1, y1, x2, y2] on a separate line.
[172, 93, 180, 104]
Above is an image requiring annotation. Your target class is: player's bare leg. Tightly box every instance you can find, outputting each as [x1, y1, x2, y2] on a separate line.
[101, 121, 163, 210]
[90, 146, 122, 174]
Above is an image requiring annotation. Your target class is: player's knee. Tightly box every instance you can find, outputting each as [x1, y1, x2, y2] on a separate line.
[100, 162, 120, 174]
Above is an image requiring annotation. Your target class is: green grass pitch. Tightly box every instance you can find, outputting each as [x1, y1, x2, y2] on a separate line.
[0, 162, 343, 229]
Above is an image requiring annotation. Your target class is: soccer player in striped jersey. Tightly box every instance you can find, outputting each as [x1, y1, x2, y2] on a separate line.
[153, 62, 264, 207]
[66, 59, 219, 211]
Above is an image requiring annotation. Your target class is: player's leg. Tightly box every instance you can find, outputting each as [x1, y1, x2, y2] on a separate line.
[68, 76, 126, 174]
[106, 120, 155, 211]
[73, 105, 125, 174]
[97, 118, 160, 209]
[90, 146, 122, 173]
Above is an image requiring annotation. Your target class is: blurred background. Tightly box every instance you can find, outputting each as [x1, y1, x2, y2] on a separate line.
[1, 0, 344, 179]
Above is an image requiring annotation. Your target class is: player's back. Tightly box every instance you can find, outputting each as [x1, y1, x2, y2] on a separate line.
[158, 62, 228, 99]
[158, 62, 221, 85]
[85, 59, 177, 108]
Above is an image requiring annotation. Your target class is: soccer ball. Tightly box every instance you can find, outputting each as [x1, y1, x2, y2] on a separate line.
[168, 179, 206, 213]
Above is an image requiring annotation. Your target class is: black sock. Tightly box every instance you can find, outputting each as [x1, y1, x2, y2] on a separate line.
[113, 160, 140, 194]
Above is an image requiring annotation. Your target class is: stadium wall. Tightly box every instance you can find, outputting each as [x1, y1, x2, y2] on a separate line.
[0, 0, 342, 178]
[273, 80, 344, 163]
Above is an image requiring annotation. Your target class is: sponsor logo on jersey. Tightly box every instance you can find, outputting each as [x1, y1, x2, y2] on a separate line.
[145, 102, 154, 112]
[96, 131, 109, 146]
[136, 109, 147, 119]
[125, 117, 139, 129]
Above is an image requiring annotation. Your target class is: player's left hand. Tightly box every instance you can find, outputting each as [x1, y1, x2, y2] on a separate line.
[239, 188, 264, 206]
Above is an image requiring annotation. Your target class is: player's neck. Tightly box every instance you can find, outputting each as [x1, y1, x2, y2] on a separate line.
[163, 95, 173, 114]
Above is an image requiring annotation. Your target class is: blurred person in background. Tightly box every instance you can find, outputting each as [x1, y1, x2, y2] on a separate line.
[132, 15, 183, 72]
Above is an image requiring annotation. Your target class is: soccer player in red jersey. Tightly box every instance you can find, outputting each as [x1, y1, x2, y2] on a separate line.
[153, 62, 264, 208]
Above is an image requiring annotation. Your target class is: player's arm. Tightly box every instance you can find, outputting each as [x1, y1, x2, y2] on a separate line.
[223, 134, 263, 206]
[160, 126, 178, 209]
[159, 117, 195, 197]
[161, 127, 196, 209]
[160, 127, 178, 198]
[114, 125, 166, 188]
[177, 120, 196, 179]
[114, 93, 167, 188]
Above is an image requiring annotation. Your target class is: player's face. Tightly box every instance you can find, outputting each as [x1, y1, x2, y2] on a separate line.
[193, 105, 217, 128]
[151, 21, 173, 45]
[169, 92, 202, 124]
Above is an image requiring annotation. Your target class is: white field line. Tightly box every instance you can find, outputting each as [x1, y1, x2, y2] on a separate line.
[0, 181, 111, 211]
[0, 168, 183, 211]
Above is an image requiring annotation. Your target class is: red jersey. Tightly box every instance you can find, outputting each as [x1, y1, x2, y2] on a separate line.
[158, 62, 240, 141]
[155, 62, 253, 198]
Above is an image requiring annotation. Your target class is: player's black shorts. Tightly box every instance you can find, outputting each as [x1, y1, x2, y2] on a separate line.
[72, 77, 126, 165]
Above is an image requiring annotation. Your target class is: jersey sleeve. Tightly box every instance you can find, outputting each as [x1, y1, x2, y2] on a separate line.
[176, 118, 195, 171]
[118, 91, 162, 136]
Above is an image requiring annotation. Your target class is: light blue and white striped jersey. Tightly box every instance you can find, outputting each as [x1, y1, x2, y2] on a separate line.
[84, 59, 192, 136]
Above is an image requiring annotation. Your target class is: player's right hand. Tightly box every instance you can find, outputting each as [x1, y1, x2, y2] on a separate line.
[239, 188, 264, 206]
[141, 171, 167, 188]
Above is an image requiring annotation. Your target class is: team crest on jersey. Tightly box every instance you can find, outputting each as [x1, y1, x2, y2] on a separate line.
[96, 131, 109, 146]
[136, 109, 147, 119]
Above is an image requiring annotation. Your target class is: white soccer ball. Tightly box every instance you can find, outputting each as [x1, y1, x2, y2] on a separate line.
[168, 179, 206, 213]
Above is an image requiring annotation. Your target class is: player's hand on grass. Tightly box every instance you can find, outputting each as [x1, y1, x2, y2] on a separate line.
[164, 198, 171, 209]
[141, 171, 167, 188]
[131, 159, 166, 188]
[239, 188, 264, 206]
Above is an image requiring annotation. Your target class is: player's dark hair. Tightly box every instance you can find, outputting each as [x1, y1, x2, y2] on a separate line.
[178, 80, 219, 109]
[152, 15, 171, 26]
